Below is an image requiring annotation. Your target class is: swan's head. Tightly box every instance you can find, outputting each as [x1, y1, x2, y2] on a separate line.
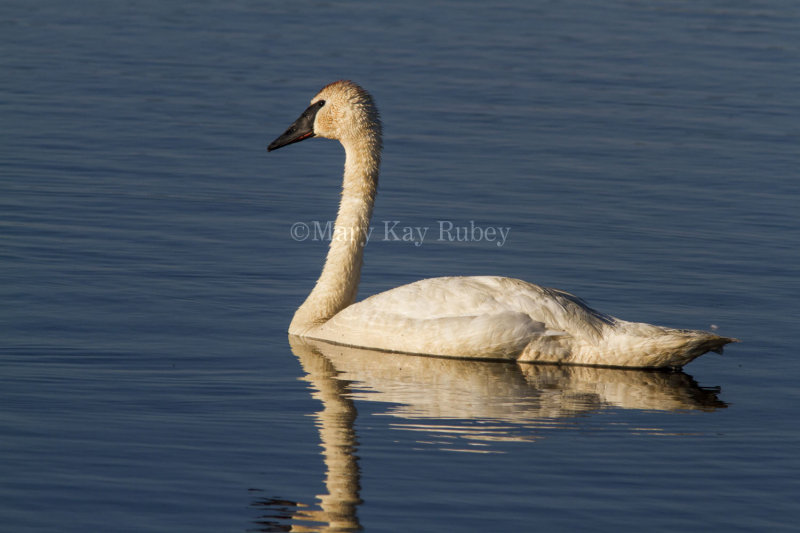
[268, 80, 381, 152]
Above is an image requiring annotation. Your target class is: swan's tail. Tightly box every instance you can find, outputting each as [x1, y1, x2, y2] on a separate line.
[703, 334, 739, 355]
[597, 323, 740, 369]
[670, 330, 739, 358]
[646, 328, 738, 368]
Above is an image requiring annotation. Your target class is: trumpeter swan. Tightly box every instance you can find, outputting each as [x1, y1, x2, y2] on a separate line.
[268, 80, 736, 368]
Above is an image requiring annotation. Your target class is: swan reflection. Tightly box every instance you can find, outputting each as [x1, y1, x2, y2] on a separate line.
[253, 337, 725, 531]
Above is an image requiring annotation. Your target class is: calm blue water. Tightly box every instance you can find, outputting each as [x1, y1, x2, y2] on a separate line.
[2, 1, 798, 531]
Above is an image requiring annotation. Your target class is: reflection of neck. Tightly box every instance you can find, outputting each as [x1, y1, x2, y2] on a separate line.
[289, 137, 380, 335]
[293, 338, 362, 531]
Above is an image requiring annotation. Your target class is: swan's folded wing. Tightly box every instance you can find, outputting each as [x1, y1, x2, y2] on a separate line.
[309, 277, 573, 359]
[314, 307, 557, 359]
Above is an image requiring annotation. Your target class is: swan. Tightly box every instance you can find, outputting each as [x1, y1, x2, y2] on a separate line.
[268, 80, 737, 368]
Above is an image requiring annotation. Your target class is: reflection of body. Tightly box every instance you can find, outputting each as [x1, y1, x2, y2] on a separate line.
[293, 338, 725, 427]
[253, 338, 725, 531]
[268, 81, 736, 368]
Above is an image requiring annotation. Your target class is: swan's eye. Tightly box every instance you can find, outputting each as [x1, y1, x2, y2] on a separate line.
[308, 100, 325, 116]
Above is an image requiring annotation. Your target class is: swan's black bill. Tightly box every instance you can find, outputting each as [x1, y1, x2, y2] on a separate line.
[267, 100, 326, 152]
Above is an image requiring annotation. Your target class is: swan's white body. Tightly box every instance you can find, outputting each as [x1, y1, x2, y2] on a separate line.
[269, 80, 736, 369]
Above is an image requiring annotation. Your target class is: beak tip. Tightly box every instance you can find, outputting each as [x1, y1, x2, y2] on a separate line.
[267, 137, 283, 152]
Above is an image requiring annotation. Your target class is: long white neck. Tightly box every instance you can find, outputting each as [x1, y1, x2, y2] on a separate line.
[289, 137, 380, 335]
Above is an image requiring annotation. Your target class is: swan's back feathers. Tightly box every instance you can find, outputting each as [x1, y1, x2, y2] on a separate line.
[361, 276, 612, 332]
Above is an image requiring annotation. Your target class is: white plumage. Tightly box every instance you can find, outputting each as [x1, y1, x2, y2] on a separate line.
[269, 80, 736, 368]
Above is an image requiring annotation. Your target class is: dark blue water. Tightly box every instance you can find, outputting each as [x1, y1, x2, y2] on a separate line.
[2, 1, 798, 531]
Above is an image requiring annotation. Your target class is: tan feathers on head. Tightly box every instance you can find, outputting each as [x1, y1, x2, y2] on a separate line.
[310, 80, 382, 149]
